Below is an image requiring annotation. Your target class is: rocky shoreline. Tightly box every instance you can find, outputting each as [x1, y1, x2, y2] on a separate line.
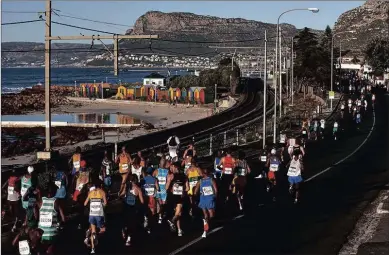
[1, 85, 79, 115]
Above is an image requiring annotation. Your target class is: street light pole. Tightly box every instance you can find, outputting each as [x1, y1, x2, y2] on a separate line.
[263, 30, 267, 149]
[279, 28, 282, 117]
[291, 37, 294, 106]
[276, 7, 319, 118]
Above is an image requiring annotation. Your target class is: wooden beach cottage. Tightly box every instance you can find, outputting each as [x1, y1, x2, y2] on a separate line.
[180, 87, 187, 102]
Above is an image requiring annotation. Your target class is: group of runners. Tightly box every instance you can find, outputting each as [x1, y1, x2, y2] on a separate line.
[2, 84, 376, 255]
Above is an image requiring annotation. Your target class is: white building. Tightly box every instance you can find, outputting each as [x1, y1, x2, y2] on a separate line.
[143, 73, 166, 87]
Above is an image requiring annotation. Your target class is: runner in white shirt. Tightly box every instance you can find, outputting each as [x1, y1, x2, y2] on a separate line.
[287, 151, 304, 204]
[167, 135, 180, 162]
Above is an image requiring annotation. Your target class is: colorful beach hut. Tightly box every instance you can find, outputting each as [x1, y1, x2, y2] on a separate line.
[157, 87, 169, 102]
[180, 87, 187, 102]
[116, 85, 129, 99]
[168, 87, 176, 101]
[190, 87, 206, 103]
[187, 87, 195, 102]
[175, 87, 181, 101]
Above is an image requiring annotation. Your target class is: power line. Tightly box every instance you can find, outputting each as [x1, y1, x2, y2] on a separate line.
[52, 10, 132, 28]
[2, 19, 43, 26]
[2, 10, 43, 14]
[51, 21, 117, 35]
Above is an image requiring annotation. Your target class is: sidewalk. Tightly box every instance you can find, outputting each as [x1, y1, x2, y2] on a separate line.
[339, 183, 389, 255]
[356, 185, 389, 255]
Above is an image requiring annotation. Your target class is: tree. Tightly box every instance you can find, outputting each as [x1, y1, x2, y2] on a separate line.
[293, 27, 324, 90]
[364, 37, 389, 76]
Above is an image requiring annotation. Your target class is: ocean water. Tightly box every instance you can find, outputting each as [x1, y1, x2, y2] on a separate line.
[1, 67, 187, 94]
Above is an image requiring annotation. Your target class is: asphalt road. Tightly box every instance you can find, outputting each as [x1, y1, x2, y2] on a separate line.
[3, 89, 388, 254]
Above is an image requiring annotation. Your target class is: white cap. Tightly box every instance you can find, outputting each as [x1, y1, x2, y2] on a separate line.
[27, 166, 34, 173]
[271, 149, 276, 155]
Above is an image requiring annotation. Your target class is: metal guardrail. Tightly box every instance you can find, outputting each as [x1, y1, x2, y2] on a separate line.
[1, 87, 260, 178]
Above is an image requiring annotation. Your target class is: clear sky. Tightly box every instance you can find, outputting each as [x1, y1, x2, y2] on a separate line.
[2, 1, 365, 43]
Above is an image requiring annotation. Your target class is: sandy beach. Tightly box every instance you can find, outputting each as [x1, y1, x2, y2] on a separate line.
[1, 98, 216, 166]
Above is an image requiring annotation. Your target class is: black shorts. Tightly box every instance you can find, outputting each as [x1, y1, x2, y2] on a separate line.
[168, 194, 184, 206]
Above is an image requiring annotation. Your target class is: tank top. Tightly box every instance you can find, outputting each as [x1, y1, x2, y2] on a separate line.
[125, 182, 137, 206]
[132, 165, 143, 181]
[88, 189, 105, 217]
[170, 173, 186, 196]
[156, 168, 168, 190]
[21, 175, 32, 200]
[73, 154, 81, 170]
[18, 231, 31, 255]
[269, 156, 280, 172]
[38, 197, 58, 241]
[260, 152, 267, 162]
[102, 159, 112, 176]
[119, 154, 130, 174]
[8, 176, 20, 201]
[187, 168, 201, 190]
[236, 160, 249, 176]
[200, 177, 215, 197]
[76, 171, 89, 191]
[214, 158, 221, 172]
[287, 159, 302, 177]
[143, 175, 157, 197]
[223, 156, 234, 175]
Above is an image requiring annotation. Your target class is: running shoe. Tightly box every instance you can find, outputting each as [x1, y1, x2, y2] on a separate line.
[178, 229, 183, 237]
[202, 231, 207, 238]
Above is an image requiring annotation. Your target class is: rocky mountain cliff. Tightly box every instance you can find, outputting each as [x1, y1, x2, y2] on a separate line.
[334, 0, 388, 55]
[122, 11, 307, 52]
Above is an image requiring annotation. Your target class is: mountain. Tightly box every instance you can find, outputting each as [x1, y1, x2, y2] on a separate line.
[119, 11, 315, 53]
[4, 3, 386, 67]
[333, 0, 389, 55]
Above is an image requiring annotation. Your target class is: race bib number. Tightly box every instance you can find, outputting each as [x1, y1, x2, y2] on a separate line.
[239, 169, 246, 176]
[202, 186, 213, 196]
[40, 213, 53, 227]
[73, 161, 80, 169]
[90, 201, 102, 212]
[157, 176, 166, 185]
[224, 167, 232, 175]
[172, 185, 183, 195]
[270, 164, 279, 172]
[341, 105, 344, 109]
[8, 186, 14, 195]
[288, 167, 298, 176]
[185, 164, 191, 170]
[145, 187, 155, 196]
[21, 187, 28, 196]
[261, 156, 267, 162]
[121, 164, 128, 170]
[105, 165, 110, 175]
[55, 181, 62, 189]
[302, 130, 307, 135]
[19, 240, 30, 255]
[280, 135, 286, 143]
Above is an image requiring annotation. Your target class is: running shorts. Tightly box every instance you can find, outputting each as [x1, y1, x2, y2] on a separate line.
[89, 216, 105, 228]
[288, 176, 303, 184]
[268, 171, 276, 181]
[147, 196, 156, 210]
[198, 198, 215, 210]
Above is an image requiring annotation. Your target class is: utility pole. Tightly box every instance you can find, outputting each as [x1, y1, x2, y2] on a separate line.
[44, 0, 51, 152]
[279, 28, 282, 118]
[291, 37, 294, 106]
[263, 30, 267, 149]
[37, 0, 158, 159]
[214, 83, 217, 111]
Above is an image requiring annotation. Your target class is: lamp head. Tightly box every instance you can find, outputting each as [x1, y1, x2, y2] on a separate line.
[308, 8, 319, 13]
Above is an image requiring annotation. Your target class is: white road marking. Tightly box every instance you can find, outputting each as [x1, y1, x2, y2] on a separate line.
[377, 203, 389, 214]
[169, 106, 377, 255]
[306, 110, 376, 182]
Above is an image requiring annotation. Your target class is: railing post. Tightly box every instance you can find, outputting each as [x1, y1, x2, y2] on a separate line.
[102, 129, 105, 143]
[223, 131, 227, 147]
[236, 129, 239, 146]
[209, 134, 213, 156]
[192, 137, 195, 144]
